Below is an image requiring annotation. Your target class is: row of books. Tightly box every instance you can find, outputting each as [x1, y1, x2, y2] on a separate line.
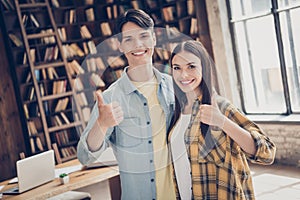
[54, 130, 71, 146]
[52, 112, 71, 126]
[60, 146, 76, 158]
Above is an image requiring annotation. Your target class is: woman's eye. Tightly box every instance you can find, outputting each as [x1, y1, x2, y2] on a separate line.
[189, 64, 196, 69]
[172, 66, 180, 70]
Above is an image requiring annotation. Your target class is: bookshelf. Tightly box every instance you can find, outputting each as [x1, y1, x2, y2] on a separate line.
[0, 0, 212, 163]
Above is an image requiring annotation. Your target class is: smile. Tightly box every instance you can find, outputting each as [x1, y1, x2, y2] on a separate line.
[131, 50, 147, 56]
[180, 79, 194, 85]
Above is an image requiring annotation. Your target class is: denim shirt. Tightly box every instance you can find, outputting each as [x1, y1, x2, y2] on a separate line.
[77, 67, 175, 200]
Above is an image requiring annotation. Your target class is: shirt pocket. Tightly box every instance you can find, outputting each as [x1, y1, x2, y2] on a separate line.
[116, 118, 143, 148]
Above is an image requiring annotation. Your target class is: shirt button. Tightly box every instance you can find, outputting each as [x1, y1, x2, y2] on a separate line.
[147, 121, 150, 125]
[150, 160, 153, 163]
[151, 178, 154, 182]
[148, 140, 152, 144]
[144, 103, 147, 106]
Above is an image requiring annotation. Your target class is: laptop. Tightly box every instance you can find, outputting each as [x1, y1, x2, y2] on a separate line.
[2, 150, 55, 195]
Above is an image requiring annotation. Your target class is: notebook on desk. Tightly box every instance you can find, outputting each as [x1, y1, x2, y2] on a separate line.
[2, 150, 55, 195]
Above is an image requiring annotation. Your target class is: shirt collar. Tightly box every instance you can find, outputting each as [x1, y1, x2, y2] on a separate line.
[118, 66, 165, 95]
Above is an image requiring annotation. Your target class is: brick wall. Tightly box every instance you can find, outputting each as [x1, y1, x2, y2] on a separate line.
[258, 123, 300, 166]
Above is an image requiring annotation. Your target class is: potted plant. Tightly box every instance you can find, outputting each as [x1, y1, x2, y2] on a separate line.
[59, 173, 69, 184]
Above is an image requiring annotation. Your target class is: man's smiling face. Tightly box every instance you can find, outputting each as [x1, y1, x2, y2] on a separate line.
[119, 22, 156, 68]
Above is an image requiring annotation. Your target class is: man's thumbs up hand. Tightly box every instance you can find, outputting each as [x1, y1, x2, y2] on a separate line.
[96, 91, 124, 129]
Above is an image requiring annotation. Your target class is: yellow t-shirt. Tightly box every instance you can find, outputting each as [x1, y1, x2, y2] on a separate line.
[132, 75, 176, 200]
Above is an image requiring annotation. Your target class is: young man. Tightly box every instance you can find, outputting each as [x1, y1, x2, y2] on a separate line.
[77, 9, 176, 200]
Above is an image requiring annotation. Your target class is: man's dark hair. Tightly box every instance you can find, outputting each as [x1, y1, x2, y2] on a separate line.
[115, 9, 154, 41]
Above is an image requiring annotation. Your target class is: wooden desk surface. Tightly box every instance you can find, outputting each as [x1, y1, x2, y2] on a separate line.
[0, 159, 119, 200]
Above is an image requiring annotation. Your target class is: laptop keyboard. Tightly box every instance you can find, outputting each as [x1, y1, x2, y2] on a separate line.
[2, 186, 19, 194]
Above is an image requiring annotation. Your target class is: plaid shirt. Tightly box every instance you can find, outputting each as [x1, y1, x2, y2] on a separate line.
[168, 95, 276, 200]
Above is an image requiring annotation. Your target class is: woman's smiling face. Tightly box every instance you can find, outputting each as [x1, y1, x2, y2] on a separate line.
[171, 51, 202, 96]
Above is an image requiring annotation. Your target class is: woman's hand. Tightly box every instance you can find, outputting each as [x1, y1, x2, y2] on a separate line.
[199, 94, 226, 128]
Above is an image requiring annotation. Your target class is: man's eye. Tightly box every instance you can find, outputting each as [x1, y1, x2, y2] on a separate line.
[141, 34, 149, 39]
[124, 38, 131, 42]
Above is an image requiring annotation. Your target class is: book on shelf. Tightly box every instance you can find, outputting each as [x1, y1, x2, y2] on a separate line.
[69, 43, 85, 57]
[55, 97, 69, 112]
[80, 25, 92, 39]
[58, 27, 67, 41]
[85, 7, 95, 21]
[107, 56, 125, 68]
[190, 18, 198, 35]
[86, 57, 106, 71]
[106, 5, 118, 20]
[27, 120, 38, 136]
[68, 9, 76, 24]
[8, 33, 23, 47]
[29, 48, 36, 64]
[90, 73, 105, 87]
[69, 60, 85, 74]
[47, 67, 59, 80]
[52, 80, 67, 95]
[29, 14, 40, 28]
[60, 146, 76, 158]
[36, 137, 44, 151]
[23, 104, 29, 119]
[87, 41, 97, 54]
[1, 0, 15, 10]
[41, 29, 55, 44]
[54, 115, 63, 126]
[26, 86, 35, 101]
[100, 22, 112, 36]
[51, 0, 59, 8]
[131, 0, 142, 9]
[60, 112, 70, 124]
[85, 0, 94, 5]
[162, 6, 175, 22]
[73, 78, 84, 91]
[25, 72, 31, 83]
[76, 92, 88, 107]
[187, 0, 195, 16]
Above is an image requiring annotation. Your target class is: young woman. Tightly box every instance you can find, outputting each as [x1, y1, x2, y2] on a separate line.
[168, 40, 276, 200]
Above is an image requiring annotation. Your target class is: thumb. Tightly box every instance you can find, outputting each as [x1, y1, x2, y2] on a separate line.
[96, 90, 104, 107]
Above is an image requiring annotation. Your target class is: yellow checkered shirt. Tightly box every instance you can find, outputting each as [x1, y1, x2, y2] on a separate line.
[168, 95, 276, 200]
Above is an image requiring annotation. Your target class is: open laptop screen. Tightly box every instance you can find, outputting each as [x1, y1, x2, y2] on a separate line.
[2, 150, 55, 195]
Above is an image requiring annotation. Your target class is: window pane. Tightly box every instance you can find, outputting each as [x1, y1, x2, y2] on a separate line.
[233, 16, 286, 113]
[229, 0, 271, 19]
[280, 8, 300, 112]
[278, 0, 300, 8]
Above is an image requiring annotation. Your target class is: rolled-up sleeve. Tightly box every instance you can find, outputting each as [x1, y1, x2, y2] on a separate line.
[228, 106, 276, 165]
[77, 100, 114, 165]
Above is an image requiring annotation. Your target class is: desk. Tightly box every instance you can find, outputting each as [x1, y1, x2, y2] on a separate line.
[0, 159, 120, 200]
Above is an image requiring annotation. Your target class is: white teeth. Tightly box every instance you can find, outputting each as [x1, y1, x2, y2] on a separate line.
[132, 50, 146, 56]
[181, 80, 193, 85]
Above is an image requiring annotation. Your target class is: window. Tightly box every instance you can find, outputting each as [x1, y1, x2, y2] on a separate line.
[228, 0, 300, 114]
